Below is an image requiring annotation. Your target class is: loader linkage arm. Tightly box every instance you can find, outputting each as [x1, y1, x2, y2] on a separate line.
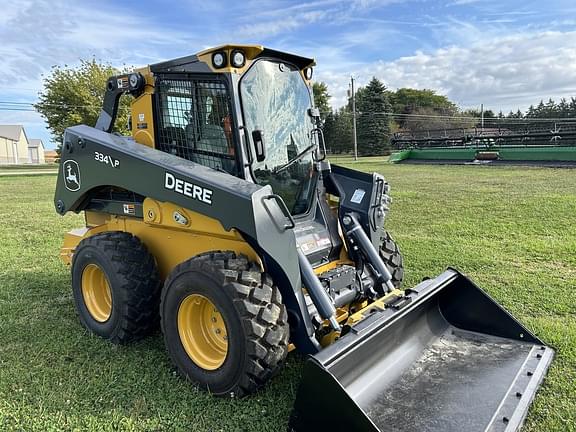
[95, 73, 146, 133]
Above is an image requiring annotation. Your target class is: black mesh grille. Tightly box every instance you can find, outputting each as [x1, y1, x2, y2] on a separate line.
[155, 76, 236, 173]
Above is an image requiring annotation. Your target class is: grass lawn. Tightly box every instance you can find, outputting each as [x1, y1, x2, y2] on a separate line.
[0, 163, 574, 431]
[0, 164, 58, 177]
[0, 164, 58, 171]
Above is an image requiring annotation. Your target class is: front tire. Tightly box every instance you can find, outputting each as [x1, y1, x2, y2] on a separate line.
[71, 232, 161, 344]
[379, 230, 404, 288]
[161, 251, 289, 397]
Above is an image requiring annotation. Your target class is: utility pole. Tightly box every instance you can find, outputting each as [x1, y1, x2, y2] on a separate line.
[350, 75, 358, 160]
[480, 103, 484, 132]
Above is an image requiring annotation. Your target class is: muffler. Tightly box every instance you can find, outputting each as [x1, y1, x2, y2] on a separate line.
[289, 269, 553, 432]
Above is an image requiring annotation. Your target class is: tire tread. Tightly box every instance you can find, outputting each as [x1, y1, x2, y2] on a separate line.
[378, 231, 404, 288]
[74, 232, 161, 344]
[160, 251, 288, 397]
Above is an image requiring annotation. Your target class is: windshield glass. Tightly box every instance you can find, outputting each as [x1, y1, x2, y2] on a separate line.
[241, 59, 316, 216]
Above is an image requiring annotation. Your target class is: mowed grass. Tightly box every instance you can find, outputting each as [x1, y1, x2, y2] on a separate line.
[0, 163, 575, 431]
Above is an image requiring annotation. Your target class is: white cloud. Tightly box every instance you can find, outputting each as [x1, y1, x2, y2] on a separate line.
[0, 0, 199, 147]
[450, 0, 482, 5]
[0, 0, 196, 87]
[236, 10, 328, 38]
[319, 30, 576, 113]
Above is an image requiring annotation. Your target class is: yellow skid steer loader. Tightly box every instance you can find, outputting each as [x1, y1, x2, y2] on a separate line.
[54, 44, 553, 431]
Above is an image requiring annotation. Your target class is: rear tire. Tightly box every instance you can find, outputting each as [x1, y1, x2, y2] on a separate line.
[161, 251, 289, 397]
[379, 231, 404, 288]
[71, 232, 161, 344]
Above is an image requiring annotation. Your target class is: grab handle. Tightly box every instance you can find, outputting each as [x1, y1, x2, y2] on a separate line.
[264, 194, 296, 230]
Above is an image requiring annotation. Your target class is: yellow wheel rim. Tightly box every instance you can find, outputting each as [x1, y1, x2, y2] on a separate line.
[178, 294, 228, 370]
[81, 264, 112, 323]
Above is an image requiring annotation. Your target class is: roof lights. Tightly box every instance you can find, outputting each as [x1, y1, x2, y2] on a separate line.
[212, 51, 227, 69]
[231, 50, 246, 68]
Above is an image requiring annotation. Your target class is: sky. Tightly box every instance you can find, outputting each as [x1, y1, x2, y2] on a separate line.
[1, 0, 575, 149]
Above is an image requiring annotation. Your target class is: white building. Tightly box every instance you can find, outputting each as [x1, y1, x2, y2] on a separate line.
[28, 139, 46, 164]
[0, 125, 46, 165]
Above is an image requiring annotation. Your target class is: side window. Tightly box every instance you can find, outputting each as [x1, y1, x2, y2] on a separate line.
[156, 77, 236, 174]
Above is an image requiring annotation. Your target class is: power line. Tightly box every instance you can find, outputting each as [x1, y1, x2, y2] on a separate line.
[0, 107, 37, 112]
[1, 100, 575, 123]
[0, 99, 130, 110]
[0, 100, 108, 109]
[321, 110, 576, 122]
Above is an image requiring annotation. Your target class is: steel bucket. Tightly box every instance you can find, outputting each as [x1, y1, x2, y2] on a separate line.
[289, 269, 553, 432]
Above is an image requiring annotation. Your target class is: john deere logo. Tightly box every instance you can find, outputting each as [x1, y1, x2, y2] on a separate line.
[63, 160, 81, 192]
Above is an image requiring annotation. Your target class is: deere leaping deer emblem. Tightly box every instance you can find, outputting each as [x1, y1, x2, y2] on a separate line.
[63, 160, 81, 191]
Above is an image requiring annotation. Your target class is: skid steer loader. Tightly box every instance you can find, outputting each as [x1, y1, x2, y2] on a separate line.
[54, 44, 553, 431]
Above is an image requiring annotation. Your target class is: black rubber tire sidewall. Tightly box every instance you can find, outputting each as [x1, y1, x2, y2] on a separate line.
[379, 230, 404, 288]
[72, 243, 122, 339]
[162, 269, 246, 395]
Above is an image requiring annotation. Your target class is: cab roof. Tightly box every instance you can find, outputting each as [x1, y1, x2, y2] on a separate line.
[149, 44, 315, 74]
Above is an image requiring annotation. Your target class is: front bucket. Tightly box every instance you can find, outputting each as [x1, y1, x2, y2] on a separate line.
[289, 269, 554, 432]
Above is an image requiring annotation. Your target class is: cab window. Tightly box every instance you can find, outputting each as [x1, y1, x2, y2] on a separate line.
[156, 77, 236, 174]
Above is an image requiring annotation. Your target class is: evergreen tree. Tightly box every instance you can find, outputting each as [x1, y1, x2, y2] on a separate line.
[535, 100, 546, 117]
[356, 77, 391, 155]
[544, 98, 557, 118]
[558, 98, 570, 118]
[569, 98, 576, 118]
[323, 108, 353, 154]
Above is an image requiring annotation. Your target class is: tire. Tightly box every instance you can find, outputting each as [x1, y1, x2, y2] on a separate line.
[71, 231, 161, 344]
[378, 230, 404, 288]
[161, 251, 289, 397]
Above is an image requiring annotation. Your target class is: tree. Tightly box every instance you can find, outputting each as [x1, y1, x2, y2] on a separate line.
[389, 88, 457, 129]
[324, 108, 353, 154]
[312, 82, 331, 121]
[355, 77, 392, 155]
[558, 98, 570, 118]
[35, 59, 130, 151]
[483, 109, 496, 119]
[570, 98, 576, 118]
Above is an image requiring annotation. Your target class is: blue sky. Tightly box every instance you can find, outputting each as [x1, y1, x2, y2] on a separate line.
[1, 0, 575, 149]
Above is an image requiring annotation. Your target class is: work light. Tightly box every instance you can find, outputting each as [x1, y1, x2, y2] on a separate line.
[231, 50, 246, 68]
[212, 52, 227, 69]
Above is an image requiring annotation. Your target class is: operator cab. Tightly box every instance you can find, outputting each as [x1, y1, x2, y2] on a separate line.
[147, 46, 319, 215]
[143, 45, 338, 266]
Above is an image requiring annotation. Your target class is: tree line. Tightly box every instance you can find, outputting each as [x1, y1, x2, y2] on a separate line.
[313, 79, 576, 155]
